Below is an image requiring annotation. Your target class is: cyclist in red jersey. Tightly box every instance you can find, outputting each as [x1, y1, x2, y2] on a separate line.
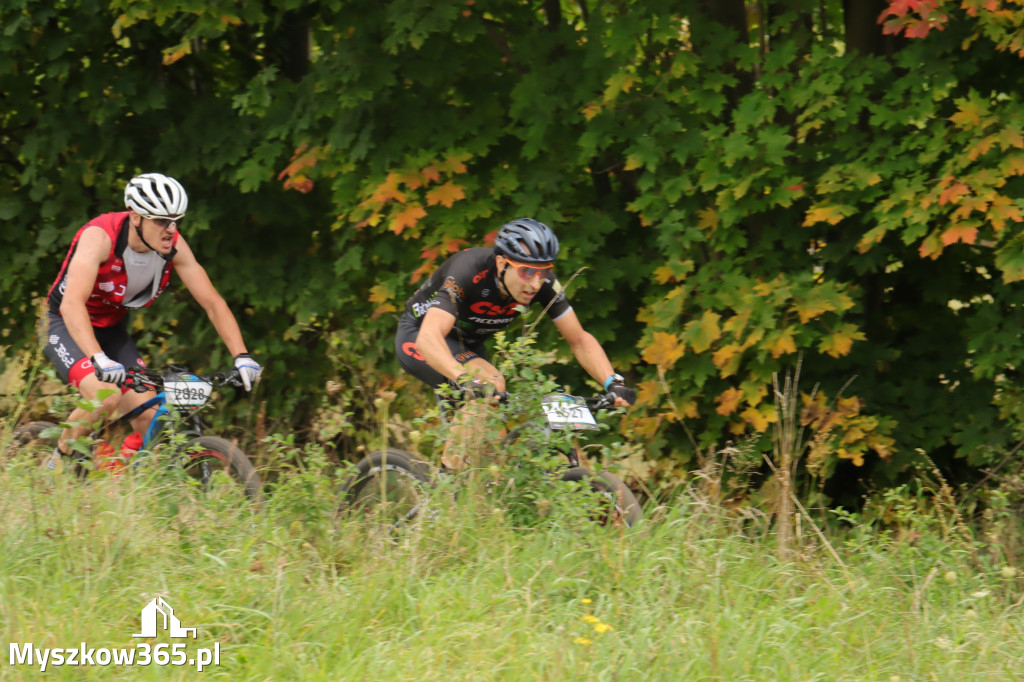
[41, 173, 262, 470]
[396, 218, 634, 470]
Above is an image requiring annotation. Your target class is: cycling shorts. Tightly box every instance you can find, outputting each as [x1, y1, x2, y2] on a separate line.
[395, 312, 487, 388]
[40, 312, 145, 389]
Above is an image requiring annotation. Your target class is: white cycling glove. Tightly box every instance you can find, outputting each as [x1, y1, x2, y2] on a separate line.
[233, 353, 262, 392]
[90, 352, 126, 385]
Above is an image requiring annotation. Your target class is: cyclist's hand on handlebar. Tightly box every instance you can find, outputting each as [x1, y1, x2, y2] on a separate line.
[607, 380, 636, 407]
[233, 353, 262, 392]
[91, 352, 126, 386]
[455, 374, 501, 401]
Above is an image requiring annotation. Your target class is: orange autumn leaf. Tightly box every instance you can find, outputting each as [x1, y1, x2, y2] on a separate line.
[635, 380, 660, 407]
[941, 224, 979, 246]
[426, 183, 466, 208]
[390, 205, 427, 235]
[938, 181, 969, 206]
[642, 332, 685, 368]
[715, 387, 743, 416]
[421, 166, 441, 184]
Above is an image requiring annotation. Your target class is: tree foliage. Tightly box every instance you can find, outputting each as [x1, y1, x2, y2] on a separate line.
[5, 0, 1024, 502]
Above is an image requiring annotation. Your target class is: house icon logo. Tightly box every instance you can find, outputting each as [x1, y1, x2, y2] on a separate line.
[132, 598, 197, 639]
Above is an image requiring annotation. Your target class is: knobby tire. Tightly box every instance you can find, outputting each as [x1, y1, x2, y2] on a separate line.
[560, 466, 643, 528]
[180, 435, 266, 507]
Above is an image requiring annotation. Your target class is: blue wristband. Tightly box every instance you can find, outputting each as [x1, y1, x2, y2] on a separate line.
[604, 374, 623, 391]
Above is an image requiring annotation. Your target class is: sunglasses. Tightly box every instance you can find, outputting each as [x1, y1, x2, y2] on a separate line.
[143, 215, 182, 230]
[504, 257, 554, 282]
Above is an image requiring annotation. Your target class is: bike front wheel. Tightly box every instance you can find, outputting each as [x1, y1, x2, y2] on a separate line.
[560, 467, 643, 528]
[338, 448, 432, 528]
[180, 436, 265, 507]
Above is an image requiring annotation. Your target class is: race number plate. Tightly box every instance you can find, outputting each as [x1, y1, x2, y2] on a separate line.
[164, 374, 213, 407]
[541, 395, 599, 431]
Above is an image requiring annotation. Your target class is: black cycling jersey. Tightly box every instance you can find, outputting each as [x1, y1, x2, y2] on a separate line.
[403, 247, 572, 344]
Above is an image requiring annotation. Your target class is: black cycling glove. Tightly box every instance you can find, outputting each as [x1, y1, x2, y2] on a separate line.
[607, 381, 636, 406]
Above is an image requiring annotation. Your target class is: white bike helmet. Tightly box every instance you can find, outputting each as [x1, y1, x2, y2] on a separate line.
[124, 173, 188, 219]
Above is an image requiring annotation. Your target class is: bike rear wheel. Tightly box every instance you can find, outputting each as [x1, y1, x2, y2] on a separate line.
[338, 448, 432, 529]
[5, 420, 60, 468]
[180, 436, 265, 507]
[560, 466, 643, 528]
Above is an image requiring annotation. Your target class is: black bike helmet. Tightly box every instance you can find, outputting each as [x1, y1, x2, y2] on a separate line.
[493, 219, 560, 263]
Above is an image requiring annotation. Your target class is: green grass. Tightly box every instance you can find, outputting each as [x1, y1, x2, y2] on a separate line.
[1, 447, 1023, 682]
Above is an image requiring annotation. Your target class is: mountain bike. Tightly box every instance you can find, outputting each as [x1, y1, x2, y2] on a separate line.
[338, 389, 642, 531]
[5, 365, 265, 505]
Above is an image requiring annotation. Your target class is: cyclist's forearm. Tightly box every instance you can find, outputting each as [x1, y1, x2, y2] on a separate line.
[568, 332, 615, 387]
[60, 301, 103, 358]
[417, 333, 464, 382]
[203, 299, 249, 357]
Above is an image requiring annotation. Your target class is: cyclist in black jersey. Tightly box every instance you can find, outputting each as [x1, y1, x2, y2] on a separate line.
[395, 219, 634, 468]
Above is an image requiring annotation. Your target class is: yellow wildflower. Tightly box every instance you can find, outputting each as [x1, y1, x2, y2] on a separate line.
[594, 623, 613, 634]
[582, 615, 600, 623]
[574, 637, 591, 646]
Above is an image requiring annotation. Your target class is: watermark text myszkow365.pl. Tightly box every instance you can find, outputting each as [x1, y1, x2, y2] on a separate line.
[8, 597, 221, 673]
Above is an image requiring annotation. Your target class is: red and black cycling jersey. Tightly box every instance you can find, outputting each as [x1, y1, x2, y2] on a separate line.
[47, 211, 177, 328]
[403, 247, 572, 344]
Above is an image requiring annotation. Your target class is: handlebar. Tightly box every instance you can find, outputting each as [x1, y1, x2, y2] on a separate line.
[122, 366, 244, 393]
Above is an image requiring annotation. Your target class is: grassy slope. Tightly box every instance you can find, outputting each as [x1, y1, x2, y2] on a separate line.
[1, 452, 1022, 682]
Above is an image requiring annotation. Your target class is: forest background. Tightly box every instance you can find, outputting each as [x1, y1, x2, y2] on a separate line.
[4, 0, 1024, 514]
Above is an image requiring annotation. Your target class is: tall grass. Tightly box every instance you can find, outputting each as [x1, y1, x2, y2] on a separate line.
[2, 443, 1022, 681]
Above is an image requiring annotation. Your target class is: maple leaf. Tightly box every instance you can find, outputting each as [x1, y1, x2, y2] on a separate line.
[836, 448, 865, 467]
[162, 41, 191, 66]
[410, 261, 434, 284]
[879, 0, 923, 20]
[403, 170, 424, 190]
[421, 166, 441, 185]
[684, 311, 721, 353]
[941, 224, 979, 245]
[642, 332, 685, 368]
[635, 380, 660, 408]
[369, 284, 391, 304]
[371, 303, 397, 321]
[282, 176, 314, 194]
[439, 152, 471, 174]
[653, 266, 675, 285]
[369, 172, 406, 205]
[803, 204, 849, 227]
[740, 405, 773, 432]
[426, 183, 466, 208]
[950, 95, 988, 129]
[389, 205, 427, 235]
[443, 239, 468, 253]
[715, 387, 743, 416]
[938, 181, 969, 206]
[918, 231, 944, 259]
[818, 324, 865, 358]
[697, 207, 719, 232]
[1003, 154, 1024, 177]
[277, 144, 323, 182]
[766, 328, 797, 358]
[581, 102, 602, 121]
[711, 343, 743, 377]
[792, 296, 837, 324]
[988, 195, 1024, 230]
[624, 154, 644, 171]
